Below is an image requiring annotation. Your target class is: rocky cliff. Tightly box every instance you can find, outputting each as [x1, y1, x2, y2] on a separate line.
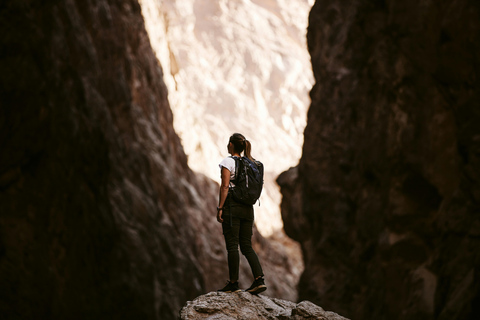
[180, 292, 349, 320]
[278, 0, 480, 319]
[0, 0, 298, 319]
[0, 1, 214, 318]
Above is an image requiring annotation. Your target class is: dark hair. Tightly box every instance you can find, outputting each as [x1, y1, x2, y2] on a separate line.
[229, 133, 253, 160]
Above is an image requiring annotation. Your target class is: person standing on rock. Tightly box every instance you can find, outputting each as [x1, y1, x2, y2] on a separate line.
[216, 133, 267, 294]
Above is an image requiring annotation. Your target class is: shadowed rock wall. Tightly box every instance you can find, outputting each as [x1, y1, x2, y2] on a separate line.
[0, 1, 219, 319]
[0, 1, 302, 319]
[278, 0, 480, 319]
[0, 0, 214, 319]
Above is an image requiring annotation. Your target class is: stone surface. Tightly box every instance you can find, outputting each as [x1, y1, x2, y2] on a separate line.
[0, 0, 301, 319]
[180, 292, 349, 320]
[278, 0, 480, 319]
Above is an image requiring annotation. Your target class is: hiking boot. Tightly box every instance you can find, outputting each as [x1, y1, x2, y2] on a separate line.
[245, 277, 267, 295]
[218, 281, 241, 293]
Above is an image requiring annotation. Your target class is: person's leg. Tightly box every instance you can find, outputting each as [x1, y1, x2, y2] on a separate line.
[222, 216, 241, 282]
[239, 218, 266, 294]
[238, 218, 264, 279]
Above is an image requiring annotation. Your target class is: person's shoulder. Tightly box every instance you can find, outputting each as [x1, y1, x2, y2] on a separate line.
[220, 156, 235, 163]
[219, 156, 236, 168]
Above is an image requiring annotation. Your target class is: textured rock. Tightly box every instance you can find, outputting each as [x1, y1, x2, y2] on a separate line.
[0, 0, 216, 318]
[180, 292, 349, 320]
[279, 0, 480, 319]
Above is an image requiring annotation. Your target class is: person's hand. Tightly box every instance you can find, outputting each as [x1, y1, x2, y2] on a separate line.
[216, 209, 223, 223]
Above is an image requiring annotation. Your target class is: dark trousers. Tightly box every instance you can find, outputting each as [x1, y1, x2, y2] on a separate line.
[222, 215, 264, 282]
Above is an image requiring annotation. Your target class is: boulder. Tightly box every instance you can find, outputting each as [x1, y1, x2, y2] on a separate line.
[180, 292, 349, 320]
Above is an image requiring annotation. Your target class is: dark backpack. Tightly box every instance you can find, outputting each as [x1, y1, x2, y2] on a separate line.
[230, 156, 264, 205]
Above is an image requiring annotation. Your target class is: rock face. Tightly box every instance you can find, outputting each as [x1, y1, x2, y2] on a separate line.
[0, 0, 303, 318]
[278, 0, 480, 319]
[0, 0, 216, 319]
[180, 292, 349, 320]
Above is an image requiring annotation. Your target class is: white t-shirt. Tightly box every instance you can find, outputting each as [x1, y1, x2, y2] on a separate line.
[219, 156, 237, 187]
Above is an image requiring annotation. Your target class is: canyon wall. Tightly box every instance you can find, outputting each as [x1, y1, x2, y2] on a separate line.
[0, 0, 299, 319]
[278, 0, 480, 319]
[0, 1, 213, 318]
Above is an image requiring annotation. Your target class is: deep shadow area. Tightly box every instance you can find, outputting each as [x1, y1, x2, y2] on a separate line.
[0, 1, 215, 318]
[278, 0, 480, 319]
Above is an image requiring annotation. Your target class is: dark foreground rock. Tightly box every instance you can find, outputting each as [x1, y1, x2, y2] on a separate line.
[0, 1, 214, 318]
[180, 292, 349, 320]
[279, 0, 480, 319]
[0, 0, 300, 319]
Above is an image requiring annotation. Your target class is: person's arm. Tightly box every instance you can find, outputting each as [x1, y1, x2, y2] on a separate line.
[217, 167, 231, 223]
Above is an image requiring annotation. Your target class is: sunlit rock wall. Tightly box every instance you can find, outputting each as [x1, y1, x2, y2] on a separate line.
[279, 0, 480, 319]
[139, 0, 314, 236]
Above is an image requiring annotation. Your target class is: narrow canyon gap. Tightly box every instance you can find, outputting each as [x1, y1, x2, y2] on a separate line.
[139, 0, 315, 237]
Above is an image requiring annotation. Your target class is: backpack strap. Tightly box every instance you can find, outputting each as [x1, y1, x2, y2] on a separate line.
[227, 156, 238, 228]
[227, 156, 239, 227]
[229, 156, 240, 184]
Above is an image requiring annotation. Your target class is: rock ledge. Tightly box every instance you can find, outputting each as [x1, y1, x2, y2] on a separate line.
[180, 292, 349, 319]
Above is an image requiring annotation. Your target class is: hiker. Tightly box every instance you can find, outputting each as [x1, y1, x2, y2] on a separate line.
[216, 133, 267, 294]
